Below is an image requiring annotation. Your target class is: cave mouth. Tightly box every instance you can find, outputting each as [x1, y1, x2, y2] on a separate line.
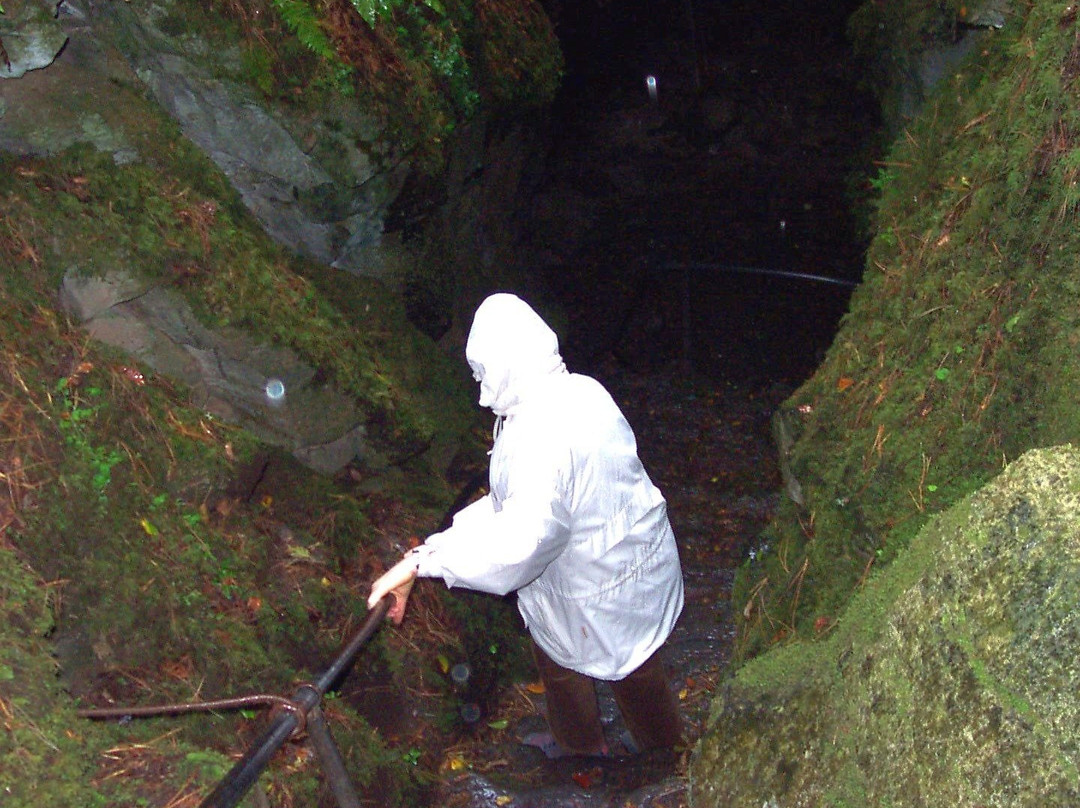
[527, 0, 881, 385]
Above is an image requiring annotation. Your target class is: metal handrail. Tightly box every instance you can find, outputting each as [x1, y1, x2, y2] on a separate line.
[200, 596, 389, 808]
[80, 598, 390, 808]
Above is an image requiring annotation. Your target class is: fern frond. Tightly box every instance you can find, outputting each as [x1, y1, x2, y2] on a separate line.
[270, 0, 337, 61]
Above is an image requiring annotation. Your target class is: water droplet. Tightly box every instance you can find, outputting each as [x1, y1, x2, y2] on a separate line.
[265, 378, 285, 401]
[450, 662, 471, 685]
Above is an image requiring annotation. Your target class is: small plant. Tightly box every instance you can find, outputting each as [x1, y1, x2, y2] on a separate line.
[55, 375, 125, 504]
[270, 0, 337, 60]
[868, 166, 897, 193]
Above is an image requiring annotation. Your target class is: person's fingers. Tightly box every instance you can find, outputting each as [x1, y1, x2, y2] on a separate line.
[388, 594, 408, 624]
[368, 556, 418, 616]
[387, 596, 405, 624]
[367, 577, 392, 610]
[386, 575, 416, 624]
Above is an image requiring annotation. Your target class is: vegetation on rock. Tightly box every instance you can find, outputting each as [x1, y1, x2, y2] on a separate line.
[734, 0, 1080, 660]
[693, 446, 1080, 807]
[0, 79, 518, 805]
[0, 0, 564, 799]
[198, 0, 563, 172]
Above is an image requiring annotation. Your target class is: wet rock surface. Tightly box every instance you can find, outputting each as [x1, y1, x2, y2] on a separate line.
[0, 0, 69, 79]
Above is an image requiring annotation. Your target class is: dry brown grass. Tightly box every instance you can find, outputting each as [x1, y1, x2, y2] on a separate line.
[92, 730, 208, 808]
[0, 342, 53, 552]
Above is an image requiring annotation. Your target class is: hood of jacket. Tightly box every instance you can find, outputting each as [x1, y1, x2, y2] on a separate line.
[465, 293, 566, 417]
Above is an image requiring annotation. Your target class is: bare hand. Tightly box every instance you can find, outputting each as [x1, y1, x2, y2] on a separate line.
[367, 554, 419, 625]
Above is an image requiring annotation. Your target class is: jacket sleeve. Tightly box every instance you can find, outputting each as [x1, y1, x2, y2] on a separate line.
[416, 436, 572, 596]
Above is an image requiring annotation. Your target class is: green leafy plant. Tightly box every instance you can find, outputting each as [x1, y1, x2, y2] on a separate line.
[55, 379, 125, 504]
[868, 167, 896, 193]
[269, 0, 337, 60]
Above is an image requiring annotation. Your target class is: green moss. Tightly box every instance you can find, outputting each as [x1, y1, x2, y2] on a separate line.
[696, 447, 1080, 807]
[734, 0, 1080, 661]
[186, 0, 563, 173]
[0, 545, 220, 807]
[2, 142, 476, 461]
[0, 131, 471, 802]
[0, 310, 424, 803]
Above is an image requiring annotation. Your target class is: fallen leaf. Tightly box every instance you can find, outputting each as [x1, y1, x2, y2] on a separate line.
[524, 681, 545, 694]
[836, 377, 855, 392]
[572, 766, 603, 789]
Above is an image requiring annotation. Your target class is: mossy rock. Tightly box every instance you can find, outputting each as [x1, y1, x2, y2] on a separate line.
[735, 0, 1080, 660]
[692, 445, 1080, 807]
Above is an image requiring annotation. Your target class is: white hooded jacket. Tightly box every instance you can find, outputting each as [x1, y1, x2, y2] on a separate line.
[414, 293, 684, 680]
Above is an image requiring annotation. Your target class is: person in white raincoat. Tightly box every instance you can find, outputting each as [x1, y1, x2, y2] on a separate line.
[368, 292, 684, 757]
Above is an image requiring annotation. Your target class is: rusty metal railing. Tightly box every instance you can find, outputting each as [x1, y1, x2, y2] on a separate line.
[80, 598, 390, 808]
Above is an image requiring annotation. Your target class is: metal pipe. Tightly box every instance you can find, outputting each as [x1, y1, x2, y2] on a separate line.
[199, 701, 307, 808]
[199, 598, 390, 808]
[306, 706, 363, 808]
[312, 597, 390, 695]
[661, 261, 859, 288]
[77, 693, 304, 724]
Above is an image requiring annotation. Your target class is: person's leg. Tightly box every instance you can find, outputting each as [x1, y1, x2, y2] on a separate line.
[529, 640, 608, 756]
[609, 649, 683, 751]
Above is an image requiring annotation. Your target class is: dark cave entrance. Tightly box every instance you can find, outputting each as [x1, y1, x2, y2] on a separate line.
[526, 0, 881, 384]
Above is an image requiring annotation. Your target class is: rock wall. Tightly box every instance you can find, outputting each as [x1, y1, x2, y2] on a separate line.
[692, 445, 1080, 807]
[734, 0, 1080, 660]
[0, 0, 543, 474]
[59, 268, 371, 474]
[3, 0, 406, 277]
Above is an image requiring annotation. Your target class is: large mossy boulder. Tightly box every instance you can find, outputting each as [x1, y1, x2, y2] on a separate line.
[0, 0, 562, 479]
[691, 445, 1080, 807]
